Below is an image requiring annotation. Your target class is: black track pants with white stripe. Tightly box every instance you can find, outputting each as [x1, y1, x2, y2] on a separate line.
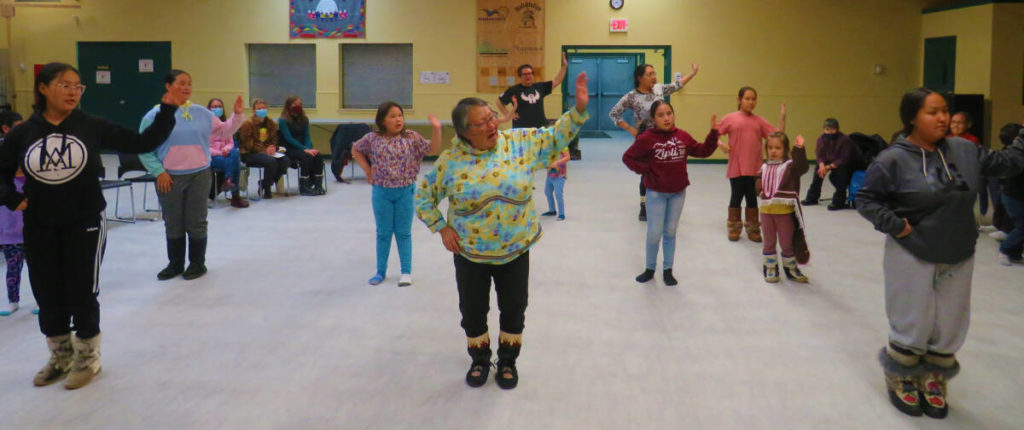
[24, 213, 106, 338]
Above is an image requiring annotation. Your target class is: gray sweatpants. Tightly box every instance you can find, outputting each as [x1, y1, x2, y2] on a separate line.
[883, 236, 973, 356]
[156, 168, 211, 240]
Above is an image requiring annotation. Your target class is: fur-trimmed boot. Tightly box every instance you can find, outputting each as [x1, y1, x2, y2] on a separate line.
[465, 333, 492, 387]
[33, 334, 73, 386]
[744, 207, 762, 242]
[762, 254, 780, 283]
[879, 345, 924, 417]
[65, 333, 101, 390]
[727, 207, 743, 241]
[495, 332, 522, 389]
[781, 256, 809, 283]
[918, 353, 960, 419]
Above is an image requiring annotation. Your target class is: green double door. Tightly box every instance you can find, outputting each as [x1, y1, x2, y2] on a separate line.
[77, 42, 171, 129]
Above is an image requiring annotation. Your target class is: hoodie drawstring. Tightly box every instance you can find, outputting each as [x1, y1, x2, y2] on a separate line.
[920, 146, 953, 181]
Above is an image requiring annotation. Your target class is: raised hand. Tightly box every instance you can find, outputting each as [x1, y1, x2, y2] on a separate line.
[794, 135, 805, 148]
[574, 71, 589, 113]
[780, 102, 787, 117]
[233, 95, 244, 115]
[561, 52, 568, 68]
[427, 113, 441, 129]
[691, 63, 699, 74]
[711, 114, 718, 132]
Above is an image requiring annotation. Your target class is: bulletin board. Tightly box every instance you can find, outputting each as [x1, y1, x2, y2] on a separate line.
[476, 0, 545, 93]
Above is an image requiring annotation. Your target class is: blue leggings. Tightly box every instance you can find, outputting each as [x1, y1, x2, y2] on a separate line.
[2, 243, 24, 303]
[372, 185, 414, 274]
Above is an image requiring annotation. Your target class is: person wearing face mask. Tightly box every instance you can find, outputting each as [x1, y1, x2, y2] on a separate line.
[801, 118, 857, 210]
[856, 88, 1024, 419]
[0, 62, 182, 389]
[415, 72, 589, 390]
[139, 69, 245, 281]
[278, 96, 325, 196]
[206, 98, 248, 208]
[352, 101, 441, 287]
[610, 63, 699, 222]
[238, 98, 290, 199]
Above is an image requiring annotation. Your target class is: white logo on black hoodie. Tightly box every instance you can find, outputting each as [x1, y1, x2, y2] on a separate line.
[23, 133, 88, 185]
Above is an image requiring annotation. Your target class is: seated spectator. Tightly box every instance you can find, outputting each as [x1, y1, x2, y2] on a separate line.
[802, 118, 857, 210]
[238, 98, 290, 199]
[278, 96, 325, 196]
[207, 98, 248, 208]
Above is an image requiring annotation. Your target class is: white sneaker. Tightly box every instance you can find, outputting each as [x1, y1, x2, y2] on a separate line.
[990, 231, 1008, 241]
[999, 253, 1013, 266]
[0, 302, 19, 316]
[398, 274, 413, 287]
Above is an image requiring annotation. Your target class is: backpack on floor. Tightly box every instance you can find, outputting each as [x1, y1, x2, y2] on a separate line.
[848, 132, 888, 169]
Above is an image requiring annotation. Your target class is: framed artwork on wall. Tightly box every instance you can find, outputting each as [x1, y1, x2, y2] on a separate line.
[290, 0, 366, 39]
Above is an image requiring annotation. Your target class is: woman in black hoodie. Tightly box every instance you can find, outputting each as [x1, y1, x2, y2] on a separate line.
[0, 62, 183, 390]
[856, 88, 1024, 418]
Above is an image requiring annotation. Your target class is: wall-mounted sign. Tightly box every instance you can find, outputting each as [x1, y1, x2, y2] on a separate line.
[96, 70, 111, 85]
[419, 71, 451, 84]
[610, 18, 628, 32]
[139, 59, 154, 73]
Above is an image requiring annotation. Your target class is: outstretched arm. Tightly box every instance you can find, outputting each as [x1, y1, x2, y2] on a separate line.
[678, 63, 699, 86]
[551, 52, 569, 88]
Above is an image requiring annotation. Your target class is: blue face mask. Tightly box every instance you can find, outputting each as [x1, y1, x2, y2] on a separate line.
[211, 107, 224, 117]
[255, 109, 268, 119]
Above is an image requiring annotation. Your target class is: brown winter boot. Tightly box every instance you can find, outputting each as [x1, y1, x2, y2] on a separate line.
[744, 207, 762, 242]
[727, 208, 743, 241]
[65, 333, 102, 390]
[33, 334, 73, 386]
[230, 189, 250, 208]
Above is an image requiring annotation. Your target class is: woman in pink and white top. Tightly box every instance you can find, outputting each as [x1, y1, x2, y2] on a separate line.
[352, 101, 441, 287]
[206, 98, 248, 208]
[717, 86, 786, 243]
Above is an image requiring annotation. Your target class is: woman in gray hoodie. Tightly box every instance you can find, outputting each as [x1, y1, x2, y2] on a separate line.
[856, 87, 1024, 419]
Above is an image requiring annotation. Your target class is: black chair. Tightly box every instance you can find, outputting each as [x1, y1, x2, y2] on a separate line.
[100, 165, 135, 223]
[117, 153, 161, 216]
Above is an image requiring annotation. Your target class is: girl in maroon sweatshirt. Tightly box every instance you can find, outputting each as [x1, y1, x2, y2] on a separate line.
[623, 100, 719, 285]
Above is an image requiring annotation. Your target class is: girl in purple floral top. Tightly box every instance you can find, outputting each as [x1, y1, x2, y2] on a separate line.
[352, 101, 441, 286]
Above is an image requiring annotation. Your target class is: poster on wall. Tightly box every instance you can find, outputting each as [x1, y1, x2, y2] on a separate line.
[477, 0, 544, 93]
[290, 0, 366, 38]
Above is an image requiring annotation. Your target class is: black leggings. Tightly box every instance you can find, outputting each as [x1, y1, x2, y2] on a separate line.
[729, 176, 758, 208]
[454, 252, 529, 338]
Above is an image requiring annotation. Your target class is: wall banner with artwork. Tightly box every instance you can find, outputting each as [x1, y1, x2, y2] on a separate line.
[290, 0, 366, 38]
[476, 0, 545, 93]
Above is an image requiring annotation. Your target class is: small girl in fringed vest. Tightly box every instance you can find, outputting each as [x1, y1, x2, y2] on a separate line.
[755, 132, 810, 283]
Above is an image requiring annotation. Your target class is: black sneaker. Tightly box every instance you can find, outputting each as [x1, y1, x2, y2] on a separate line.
[465, 361, 491, 387]
[635, 269, 655, 283]
[495, 359, 518, 389]
[827, 202, 848, 211]
[801, 199, 818, 206]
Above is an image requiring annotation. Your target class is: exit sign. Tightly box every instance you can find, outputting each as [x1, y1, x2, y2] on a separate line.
[610, 18, 628, 32]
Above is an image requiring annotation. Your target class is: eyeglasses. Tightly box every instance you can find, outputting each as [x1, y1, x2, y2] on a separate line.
[55, 83, 87, 94]
[468, 113, 497, 129]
